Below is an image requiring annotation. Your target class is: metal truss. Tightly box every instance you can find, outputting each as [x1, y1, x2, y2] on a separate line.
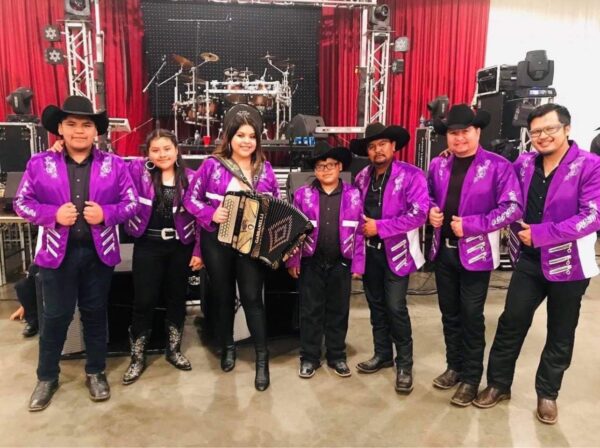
[363, 28, 391, 125]
[64, 20, 96, 103]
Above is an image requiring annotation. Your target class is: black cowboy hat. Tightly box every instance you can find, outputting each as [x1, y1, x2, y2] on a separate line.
[223, 104, 263, 133]
[308, 141, 352, 171]
[433, 104, 490, 136]
[41, 95, 109, 136]
[349, 122, 410, 157]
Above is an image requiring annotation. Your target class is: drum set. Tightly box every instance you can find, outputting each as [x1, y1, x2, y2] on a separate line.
[159, 51, 296, 141]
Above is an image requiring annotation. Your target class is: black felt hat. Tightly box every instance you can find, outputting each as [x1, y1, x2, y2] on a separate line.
[349, 122, 410, 157]
[433, 104, 490, 136]
[308, 141, 352, 171]
[41, 95, 109, 136]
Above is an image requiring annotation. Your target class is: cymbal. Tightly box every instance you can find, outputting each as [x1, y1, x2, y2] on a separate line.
[171, 53, 194, 69]
[224, 67, 239, 77]
[200, 52, 219, 62]
[180, 74, 207, 84]
[238, 70, 254, 78]
[260, 53, 275, 60]
[274, 62, 295, 71]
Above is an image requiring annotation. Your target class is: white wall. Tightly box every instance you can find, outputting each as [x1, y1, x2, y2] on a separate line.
[485, 0, 600, 149]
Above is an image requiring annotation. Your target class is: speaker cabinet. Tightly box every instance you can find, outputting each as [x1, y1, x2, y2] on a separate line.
[0, 123, 47, 174]
[287, 114, 325, 139]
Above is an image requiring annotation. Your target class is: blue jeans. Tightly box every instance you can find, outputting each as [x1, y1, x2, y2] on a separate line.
[37, 242, 114, 381]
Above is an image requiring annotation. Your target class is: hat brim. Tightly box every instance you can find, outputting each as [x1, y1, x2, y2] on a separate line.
[42, 104, 109, 136]
[433, 110, 491, 136]
[309, 147, 352, 171]
[350, 126, 410, 157]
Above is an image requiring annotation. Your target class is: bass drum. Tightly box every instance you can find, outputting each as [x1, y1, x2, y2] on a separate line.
[181, 97, 221, 125]
[249, 83, 274, 113]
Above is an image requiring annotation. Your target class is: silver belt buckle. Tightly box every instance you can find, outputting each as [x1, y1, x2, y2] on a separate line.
[366, 239, 382, 250]
[161, 228, 176, 240]
[444, 238, 458, 249]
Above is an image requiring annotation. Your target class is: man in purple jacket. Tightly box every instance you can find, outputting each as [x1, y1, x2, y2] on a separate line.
[351, 123, 429, 394]
[286, 142, 365, 379]
[14, 96, 137, 411]
[474, 104, 600, 425]
[427, 104, 522, 406]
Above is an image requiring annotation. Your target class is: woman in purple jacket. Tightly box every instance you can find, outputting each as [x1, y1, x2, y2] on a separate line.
[184, 107, 280, 391]
[122, 129, 203, 385]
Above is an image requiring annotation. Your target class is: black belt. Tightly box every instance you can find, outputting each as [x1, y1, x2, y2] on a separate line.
[144, 228, 178, 241]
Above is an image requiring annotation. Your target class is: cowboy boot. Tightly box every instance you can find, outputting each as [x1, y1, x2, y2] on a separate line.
[255, 348, 270, 391]
[220, 344, 236, 372]
[122, 327, 151, 385]
[165, 320, 192, 371]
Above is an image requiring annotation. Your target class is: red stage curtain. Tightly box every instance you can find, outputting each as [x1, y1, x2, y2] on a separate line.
[0, 0, 149, 156]
[320, 0, 490, 163]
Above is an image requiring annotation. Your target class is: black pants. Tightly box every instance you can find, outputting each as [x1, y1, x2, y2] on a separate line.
[487, 254, 590, 399]
[131, 237, 194, 336]
[362, 245, 412, 369]
[434, 245, 491, 385]
[201, 230, 267, 352]
[37, 243, 114, 381]
[298, 257, 351, 364]
[15, 263, 39, 326]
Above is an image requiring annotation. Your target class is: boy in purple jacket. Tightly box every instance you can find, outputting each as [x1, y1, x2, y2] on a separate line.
[14, 96, 137, 411]
[287, 142, 365, 378]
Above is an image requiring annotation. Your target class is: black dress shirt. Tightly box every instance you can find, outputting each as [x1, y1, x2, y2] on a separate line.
[521, 155, 557, 258]
[66, 152, 92, 242]
[442, 155, 475, 240]
[364, 165, 391, 247]
[313, 180, 342, 263]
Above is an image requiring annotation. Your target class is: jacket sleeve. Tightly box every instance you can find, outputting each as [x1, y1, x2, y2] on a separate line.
[183, 162, 218, 231]
[192, 220, 202, 258]
[461, 161, 523, 237]
[264, 162, 281, 199]
[102, 158, 139, 227]
[531, 161, 600, 247]
[351, 212, 366, 275]
[285, 189, 304, 269]
[377, 169, 429, 238]
[13, 160, 60, 228]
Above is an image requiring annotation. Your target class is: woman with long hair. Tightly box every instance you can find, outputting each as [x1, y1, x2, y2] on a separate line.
[184, 108, 279, 391]
[122, 129, 203, 384]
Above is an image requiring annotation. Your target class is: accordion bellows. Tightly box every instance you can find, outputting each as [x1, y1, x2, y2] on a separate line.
[218, 191, 314, 269]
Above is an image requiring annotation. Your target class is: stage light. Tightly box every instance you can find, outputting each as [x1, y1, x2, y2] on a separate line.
[43, 25, 61, 42]
[394, 37, 410, 52]
[516, 50, 554, 88]
[427, 96, 449, 121]
[6, 87, 34, 115]
[391, 59, 404, 74]
[65, 0, 91, 18]
[45, 48, 65, 65]
[369, 3, 390, 30]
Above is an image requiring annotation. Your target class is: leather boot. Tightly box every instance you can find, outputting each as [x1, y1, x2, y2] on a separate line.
[395, 368, 414, 394]
[255, 349, 270, 391]
[221, 344, 236, 372]
[122, 327, 151, 385]
[536, 397, 558, 425]
[165, 320, 192, 371]
[28, 380, 59, 412]
[473, 385, 511, 409]
[432, 369, 461, 389]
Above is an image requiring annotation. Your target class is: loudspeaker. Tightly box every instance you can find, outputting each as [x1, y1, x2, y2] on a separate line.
[285, 171, 352, 202]
[287, 114, 326, 139]
[0, 123, 47, 173]
[477, 93, 521, 151]
[414, 127, 447, 171]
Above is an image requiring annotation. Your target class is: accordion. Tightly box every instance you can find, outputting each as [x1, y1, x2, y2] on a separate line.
[217, 191, 314, 269]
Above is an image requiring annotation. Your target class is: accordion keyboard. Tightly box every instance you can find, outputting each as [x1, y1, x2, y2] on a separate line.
[218, 194, 241, 244]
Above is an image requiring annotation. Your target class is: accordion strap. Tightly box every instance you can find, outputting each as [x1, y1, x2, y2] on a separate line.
[213, 156, 264, 191]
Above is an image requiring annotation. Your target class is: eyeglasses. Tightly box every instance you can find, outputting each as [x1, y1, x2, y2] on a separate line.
[314, 162, 340, 172]
[528, 124, 564, 139]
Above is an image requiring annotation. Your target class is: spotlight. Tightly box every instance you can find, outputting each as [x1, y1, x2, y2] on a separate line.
[369, 4, 390, 30]
[427, 96, 449, 122]
[5, 87, 38, 123]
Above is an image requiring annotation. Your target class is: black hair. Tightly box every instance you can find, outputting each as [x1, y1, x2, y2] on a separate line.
[527, 103, 571, 128]
[213, 112, 265, 175]
[144, 129, 188, 212]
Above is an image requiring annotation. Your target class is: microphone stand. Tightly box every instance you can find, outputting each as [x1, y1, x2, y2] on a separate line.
[143, 56, 167, 129]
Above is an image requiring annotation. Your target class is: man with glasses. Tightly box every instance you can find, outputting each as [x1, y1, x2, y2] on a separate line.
[474, 103, 600, 425]
[427, 104, 522, 406]
[351, 123, 429, 394]
[287, 142, 364, 379]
